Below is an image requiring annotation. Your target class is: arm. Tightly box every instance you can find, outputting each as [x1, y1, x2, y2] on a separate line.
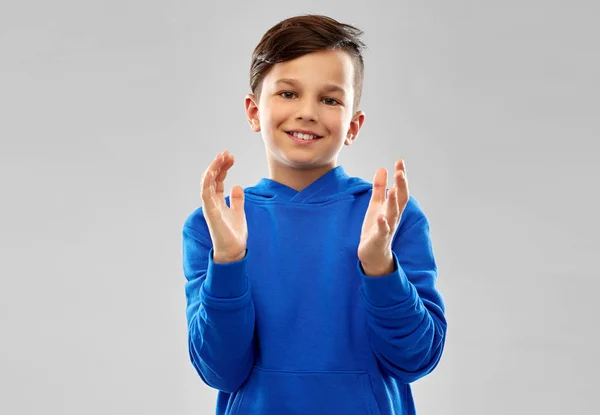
[183, 220, 256, 393]
[358, 213, 447, 384]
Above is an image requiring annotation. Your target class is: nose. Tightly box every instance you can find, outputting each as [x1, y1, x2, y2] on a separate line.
[295, 98, 318, 122]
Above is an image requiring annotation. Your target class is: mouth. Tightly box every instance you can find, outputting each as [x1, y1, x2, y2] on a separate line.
[285, 131, 323, 142]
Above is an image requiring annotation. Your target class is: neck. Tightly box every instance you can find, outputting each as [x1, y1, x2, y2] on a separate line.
[267, 159, 337, 192]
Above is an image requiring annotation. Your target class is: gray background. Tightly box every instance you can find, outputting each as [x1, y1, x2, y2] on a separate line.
[1, 0, 598, 414]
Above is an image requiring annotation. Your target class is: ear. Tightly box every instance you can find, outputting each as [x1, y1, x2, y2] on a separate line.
[345, 110, 365, 145]
[245, 94, 261, 132]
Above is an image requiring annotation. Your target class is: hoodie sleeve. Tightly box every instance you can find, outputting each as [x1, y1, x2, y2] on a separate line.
[182, 214, 256, 393]
[357, 209, 447, 384]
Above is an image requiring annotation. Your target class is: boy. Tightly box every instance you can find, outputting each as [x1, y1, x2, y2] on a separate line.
[182, 14, 447, 415]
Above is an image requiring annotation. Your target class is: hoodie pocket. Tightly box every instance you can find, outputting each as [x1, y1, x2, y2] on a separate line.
[231, 366, 381, 415]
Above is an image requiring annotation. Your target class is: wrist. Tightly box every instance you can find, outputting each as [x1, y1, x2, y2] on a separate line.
[213, 249, 246, 264]
[360, 253, 395, 277]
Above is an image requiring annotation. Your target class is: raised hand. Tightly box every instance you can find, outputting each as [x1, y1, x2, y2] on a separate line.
[200, 151, 247, 264]
[357, 159, 409, 276]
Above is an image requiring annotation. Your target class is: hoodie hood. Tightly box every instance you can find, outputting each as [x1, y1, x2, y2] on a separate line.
[244, 166, 373, 205]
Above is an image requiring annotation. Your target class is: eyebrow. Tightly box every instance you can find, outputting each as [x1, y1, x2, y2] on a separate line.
[274, 78, 347, 95]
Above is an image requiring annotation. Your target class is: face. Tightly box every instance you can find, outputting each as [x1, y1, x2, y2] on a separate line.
[245, 49, 365, 182]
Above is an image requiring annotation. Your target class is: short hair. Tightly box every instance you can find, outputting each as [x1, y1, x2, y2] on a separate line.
[249, 14, 367, 113]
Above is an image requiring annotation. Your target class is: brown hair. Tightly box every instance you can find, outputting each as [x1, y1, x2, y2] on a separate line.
[250, 14, 367, 113]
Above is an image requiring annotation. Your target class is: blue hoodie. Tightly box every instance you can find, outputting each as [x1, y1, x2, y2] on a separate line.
[182, 165, 447, 415]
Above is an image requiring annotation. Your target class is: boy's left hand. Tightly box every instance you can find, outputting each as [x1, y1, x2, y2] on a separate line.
[358, 159, 409, 277]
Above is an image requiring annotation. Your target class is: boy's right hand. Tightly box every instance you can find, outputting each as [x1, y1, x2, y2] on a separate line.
[200, 151, 247, 264]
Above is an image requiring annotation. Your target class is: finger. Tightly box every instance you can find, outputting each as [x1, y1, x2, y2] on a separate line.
[202, 171, 222, 219]
[395, 160, 406, 185]
[230, 185, 245, 214]
[395, 158, 405, 174]
[395, 168, 409, 207]
[370, 168, 387, 205]
[395, 154, 408, 182]
[201, 153, 225, 204]
[211, 152, 226, 174]
[212, 153, 227, 195]
[201, 170, 213, 204]
[214, 153, 235, 209]
[215, 151, 234, 183]
[386, 185, 400, 226]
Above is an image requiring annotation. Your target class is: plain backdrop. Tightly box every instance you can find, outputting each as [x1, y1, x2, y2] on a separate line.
[1, 1, 598, 414]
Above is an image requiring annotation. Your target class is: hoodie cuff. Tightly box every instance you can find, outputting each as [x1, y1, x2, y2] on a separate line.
[358, 251, 414, 308]
[203, 248, 249, 299]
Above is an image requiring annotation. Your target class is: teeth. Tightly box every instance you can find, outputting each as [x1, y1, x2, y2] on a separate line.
[291, 131, 317, 140]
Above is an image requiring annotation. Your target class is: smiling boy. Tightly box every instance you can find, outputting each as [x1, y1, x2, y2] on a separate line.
[246, 45, 364, 193]
[182, 14, 447, 415]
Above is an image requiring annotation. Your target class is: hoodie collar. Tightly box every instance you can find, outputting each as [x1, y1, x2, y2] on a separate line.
[248, 166, 365, 204]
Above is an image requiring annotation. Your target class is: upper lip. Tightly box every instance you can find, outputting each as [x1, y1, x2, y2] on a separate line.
[286, 129, 323, 137]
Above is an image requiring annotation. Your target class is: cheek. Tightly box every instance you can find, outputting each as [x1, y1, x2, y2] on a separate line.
[261, 103, 289, 128]
[323, 111, 348, 134]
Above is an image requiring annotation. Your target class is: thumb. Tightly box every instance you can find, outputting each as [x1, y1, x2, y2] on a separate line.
[230, 185, 245, 213]
[377, 213, 391, 237]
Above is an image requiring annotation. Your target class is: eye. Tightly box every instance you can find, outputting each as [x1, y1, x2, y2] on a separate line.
[279, 91, 296, 99]
[322, 97, 340, 106]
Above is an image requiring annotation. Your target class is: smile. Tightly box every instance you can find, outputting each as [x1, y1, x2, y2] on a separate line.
[286, 131, 323, 142]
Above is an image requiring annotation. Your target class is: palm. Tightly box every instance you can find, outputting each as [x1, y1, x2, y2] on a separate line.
[205, 188, 247, 247]
[201, 151, 247, 262]
[359, 200, 385, 251]
[358, 187, 391, 260]
[357, 161, 409, 265]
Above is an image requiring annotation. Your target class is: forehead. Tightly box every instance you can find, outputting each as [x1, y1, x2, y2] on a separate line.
[263, 49, 354, 91]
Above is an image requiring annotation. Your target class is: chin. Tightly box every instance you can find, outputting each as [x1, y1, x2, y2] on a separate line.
[283, 157, 320, 168]
[272, 152, 317, 167]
